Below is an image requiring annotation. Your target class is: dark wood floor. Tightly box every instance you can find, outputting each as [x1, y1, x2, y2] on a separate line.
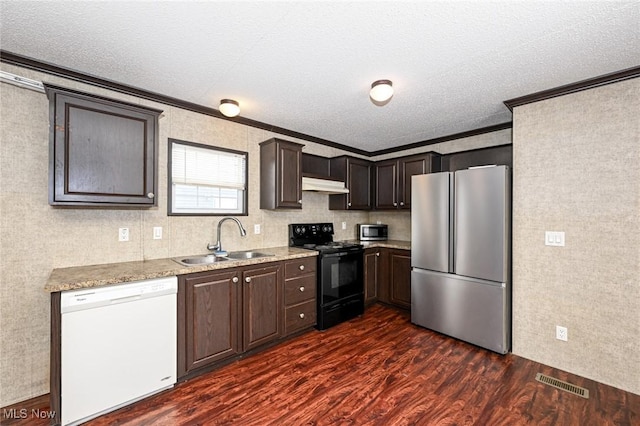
[4, 304, 639, 425]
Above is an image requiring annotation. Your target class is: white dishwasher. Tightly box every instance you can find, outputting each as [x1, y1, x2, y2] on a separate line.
[60, 276, 177, 426]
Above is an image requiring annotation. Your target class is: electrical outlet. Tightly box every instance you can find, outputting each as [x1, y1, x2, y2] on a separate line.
[118, 227, 129, 242]
[254, 224, 261, 234]
[341, 221, 347, 230]
[153, 226, 162, 240]
[556, 325, 568, 341]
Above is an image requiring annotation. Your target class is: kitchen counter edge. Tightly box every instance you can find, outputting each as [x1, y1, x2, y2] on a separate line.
[347, 239, 411, 250]
[45, 246, 318, 293]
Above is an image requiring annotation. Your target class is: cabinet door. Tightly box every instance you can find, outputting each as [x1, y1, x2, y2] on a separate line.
[242, 264, 282, 351]
[374, 160, 398, 209]
[399, 154, 433, 210]
[363, 249, 380, 305]
[277, 141, 303, 208]
[46, 85, 160, 207]
[389, 249, 411, 309]
[179, 270, 240, 377]
[347, 158, 373, 210]
[260, 139, 303, 210]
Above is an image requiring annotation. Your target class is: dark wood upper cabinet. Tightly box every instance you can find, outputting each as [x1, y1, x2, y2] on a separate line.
[441, 144, 512, 172]
[375, 153, 439, 210]
[329, 156, 373, 210]
[45, 85, 161, 207]
[260, 138, 303, 209]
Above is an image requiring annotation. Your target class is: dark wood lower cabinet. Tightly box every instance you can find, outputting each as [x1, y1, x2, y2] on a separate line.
[388, 249, 411, 309]
[178, 258, 315, 380]
[178, 269, 241, 378]
[370, 248, 411, 310]
[242, 264, 282, 351]
[363, 249, 381, 306]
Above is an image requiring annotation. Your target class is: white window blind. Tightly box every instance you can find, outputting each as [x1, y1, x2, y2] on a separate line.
[170, 142, 246, 215]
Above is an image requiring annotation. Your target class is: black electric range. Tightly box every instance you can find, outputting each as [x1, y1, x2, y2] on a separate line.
[289, 223, 364, 330]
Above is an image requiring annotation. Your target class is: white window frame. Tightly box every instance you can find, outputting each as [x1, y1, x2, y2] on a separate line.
[168, 139, 248, 216]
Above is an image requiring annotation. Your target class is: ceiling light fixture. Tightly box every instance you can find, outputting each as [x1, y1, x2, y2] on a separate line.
[369, 79, 393, 105]
[219, 99, 240, 117]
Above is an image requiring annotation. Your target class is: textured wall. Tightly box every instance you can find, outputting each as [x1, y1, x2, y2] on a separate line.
[0, 62, 509, 406]
[511, 78, 640, 395]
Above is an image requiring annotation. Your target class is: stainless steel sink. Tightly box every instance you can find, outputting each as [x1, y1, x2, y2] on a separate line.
[224, 251, 274, 260]
[173, 255, 229, 266]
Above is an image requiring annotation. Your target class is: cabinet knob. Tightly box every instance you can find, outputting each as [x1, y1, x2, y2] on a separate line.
[299, 313, 305, 319]
[245, 277, 251, 283]
[147, 192, 155, 199]
[400, 201, 405, 206]
[299, 286, 305, 292]
[376, 252, 380, 257]
[298, 199, 302, 204]
[232, 277, 239, 283]
[299, 264, 305, 271]
[348, 202, 352, 207]
[393, 202, 397, 206]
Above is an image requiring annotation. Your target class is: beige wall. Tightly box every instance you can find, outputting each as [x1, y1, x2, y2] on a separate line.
[0, 62, 507, 406]
[511, 77, 640, 395]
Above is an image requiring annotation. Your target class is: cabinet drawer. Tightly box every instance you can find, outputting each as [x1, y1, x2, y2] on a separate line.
[285, 300, 317, 335]
[284, 275, 316, 306]
[285, 257, 316, 279]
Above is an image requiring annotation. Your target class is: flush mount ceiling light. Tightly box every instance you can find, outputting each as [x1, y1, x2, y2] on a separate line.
[219, 99, 240, 117]
[369, 79, 393, 106]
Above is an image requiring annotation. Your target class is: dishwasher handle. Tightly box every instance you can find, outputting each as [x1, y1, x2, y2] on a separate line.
[61, 277, 177, 314]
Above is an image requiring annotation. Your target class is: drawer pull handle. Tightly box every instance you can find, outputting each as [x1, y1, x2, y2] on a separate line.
[245, 277, 251, 283]
[299, 286, 305, 292]
[299, 313, 305, 319]
[232, 277, 239, 283]
[299, 265, 305, 271]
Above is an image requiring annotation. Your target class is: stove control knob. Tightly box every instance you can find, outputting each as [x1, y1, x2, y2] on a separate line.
[299, 265, 305, 271]
[299, 286, 305, 292]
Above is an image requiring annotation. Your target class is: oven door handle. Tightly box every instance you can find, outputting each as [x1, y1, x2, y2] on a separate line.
[322, 251, 356, 258]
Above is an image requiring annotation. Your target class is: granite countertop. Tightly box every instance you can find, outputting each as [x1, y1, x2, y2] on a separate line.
[46, 246, 317, 293]
[344, 239, 411, 250]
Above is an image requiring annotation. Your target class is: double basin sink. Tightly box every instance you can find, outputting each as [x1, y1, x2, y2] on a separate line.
[173, 251, 274, 266]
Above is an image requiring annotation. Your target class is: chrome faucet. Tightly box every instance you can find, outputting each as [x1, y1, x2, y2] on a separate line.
[207, 217, 247, 253]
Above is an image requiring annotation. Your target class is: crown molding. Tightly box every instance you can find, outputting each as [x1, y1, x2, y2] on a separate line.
[504, 65, 640, 111]
[2, 50, 512, 158]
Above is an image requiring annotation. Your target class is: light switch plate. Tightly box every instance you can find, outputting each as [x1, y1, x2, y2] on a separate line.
[341, 222, 347, 230]
[153, 226, 162, 240]
[545, 231, 565, 246]
[254, 224, 261, 234]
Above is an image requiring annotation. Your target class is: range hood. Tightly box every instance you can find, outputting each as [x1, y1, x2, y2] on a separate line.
[302, 176, 349, 194]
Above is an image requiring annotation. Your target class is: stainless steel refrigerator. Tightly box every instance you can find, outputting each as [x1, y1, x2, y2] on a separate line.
[411, 165, 510, 354]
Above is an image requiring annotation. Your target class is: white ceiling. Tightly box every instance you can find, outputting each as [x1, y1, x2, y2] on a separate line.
[1, 1, 638, 152]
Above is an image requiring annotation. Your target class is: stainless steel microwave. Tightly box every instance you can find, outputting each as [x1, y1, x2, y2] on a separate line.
[357, 224, 388, 241]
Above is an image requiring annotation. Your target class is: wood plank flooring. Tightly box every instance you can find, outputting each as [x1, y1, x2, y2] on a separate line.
[4, 304, 639, 425]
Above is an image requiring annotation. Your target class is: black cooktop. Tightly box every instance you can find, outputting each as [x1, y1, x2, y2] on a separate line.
[289, 223, 362, 254]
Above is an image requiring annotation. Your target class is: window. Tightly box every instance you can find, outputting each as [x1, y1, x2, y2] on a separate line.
[168, 139, 247, 215]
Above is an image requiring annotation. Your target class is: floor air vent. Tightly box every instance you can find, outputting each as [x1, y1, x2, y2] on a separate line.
[535, 373, 589, 398]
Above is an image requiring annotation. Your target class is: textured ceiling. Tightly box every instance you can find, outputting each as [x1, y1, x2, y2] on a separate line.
[1, 1, 638, 152]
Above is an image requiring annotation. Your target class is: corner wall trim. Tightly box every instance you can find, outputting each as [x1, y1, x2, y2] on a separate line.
[504, 66, 640, 111]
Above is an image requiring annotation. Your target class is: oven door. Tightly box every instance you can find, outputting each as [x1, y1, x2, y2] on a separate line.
[319, 250, 363, 305]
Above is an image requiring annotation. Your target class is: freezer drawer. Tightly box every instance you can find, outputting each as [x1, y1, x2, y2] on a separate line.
[411, 268, 510, 354]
